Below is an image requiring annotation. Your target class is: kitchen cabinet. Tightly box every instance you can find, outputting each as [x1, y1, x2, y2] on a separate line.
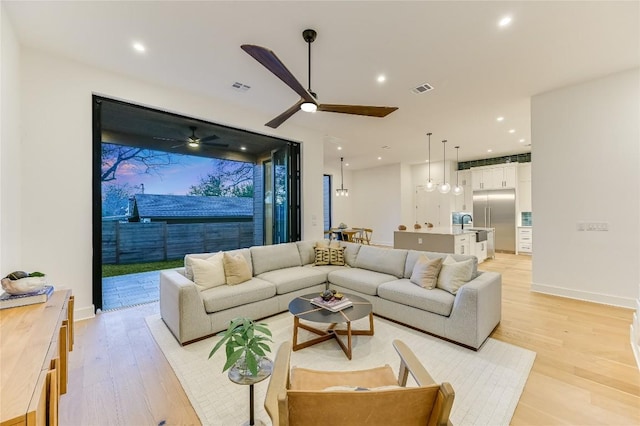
[518, 163, 532, 213]
[454, 233, 472, 255]
[517, 227, 532, 254]
[475, 240, 488, 263]
[454, 170, 473, 211]
[471, 164, 517, 190]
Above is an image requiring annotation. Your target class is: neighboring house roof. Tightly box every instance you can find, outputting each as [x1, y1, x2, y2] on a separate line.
[132, 194, 252, 219]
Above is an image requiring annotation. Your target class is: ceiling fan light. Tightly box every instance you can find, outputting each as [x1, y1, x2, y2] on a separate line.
[300, 102, 317, 113]
[188, 141, 199, 148]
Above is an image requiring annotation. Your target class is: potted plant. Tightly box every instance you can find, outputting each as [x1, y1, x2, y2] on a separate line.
[208, 317, 272, 376]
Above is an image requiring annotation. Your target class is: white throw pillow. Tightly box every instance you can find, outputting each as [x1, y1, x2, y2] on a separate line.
[436, 255, 474, 294]
[410, 255, 443, 289]
[191, 252, 226, 291]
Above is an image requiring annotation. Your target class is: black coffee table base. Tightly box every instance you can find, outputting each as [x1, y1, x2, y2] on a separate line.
[292, 312, 374, 360]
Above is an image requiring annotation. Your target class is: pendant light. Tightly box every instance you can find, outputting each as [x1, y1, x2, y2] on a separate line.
[452, 145, 464, 196]
[438, 140, 451, 194]
[425, 132, 436, 192]
[336, 157, 349, 197]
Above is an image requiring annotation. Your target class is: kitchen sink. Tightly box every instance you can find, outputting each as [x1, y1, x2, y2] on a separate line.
[466, 228, 488, 242]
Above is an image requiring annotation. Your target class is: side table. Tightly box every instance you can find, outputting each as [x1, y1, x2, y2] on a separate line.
[228, 357, 273, 426]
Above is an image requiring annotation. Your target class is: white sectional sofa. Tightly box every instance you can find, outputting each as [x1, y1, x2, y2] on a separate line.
[159, 241, 502, 349]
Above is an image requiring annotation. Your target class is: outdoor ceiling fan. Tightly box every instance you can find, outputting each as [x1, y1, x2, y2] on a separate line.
[242, 29, 398, 128]
[156, 126, 228, 149]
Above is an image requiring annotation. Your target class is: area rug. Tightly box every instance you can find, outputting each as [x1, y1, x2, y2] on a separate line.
[146, 313, 535, 426]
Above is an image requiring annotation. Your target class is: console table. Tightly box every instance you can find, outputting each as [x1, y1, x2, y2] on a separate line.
[0, 290, 74, 426]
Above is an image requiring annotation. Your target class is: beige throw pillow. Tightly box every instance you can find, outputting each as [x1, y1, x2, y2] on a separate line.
[329, 247, 345, 266]
[223, 252, 252, 285]
[409, 255, 443, 289]
[191, 252, 226, 291]
[436, 255, 474, 294]
[314, 247, 330, 265]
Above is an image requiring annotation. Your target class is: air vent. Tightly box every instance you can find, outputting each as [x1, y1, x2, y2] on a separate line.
[410, 83, 434, 94]
[232, 82, 251, 92]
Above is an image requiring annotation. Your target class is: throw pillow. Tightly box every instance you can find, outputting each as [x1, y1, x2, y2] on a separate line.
[329, 247, 346, 266]
[191, 252, 226, 291]
[223, 252, 252, 285]
[314, 247, 330, 265]
[409, 255, 443, 289]
[315, 240, 330, 249]
[437, 256, 474, 294]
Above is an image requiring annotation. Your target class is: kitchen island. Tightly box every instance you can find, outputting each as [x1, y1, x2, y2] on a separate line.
[394, 227, 494, 261]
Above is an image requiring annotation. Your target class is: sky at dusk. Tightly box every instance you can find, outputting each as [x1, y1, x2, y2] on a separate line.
[104, 147, 223, 195]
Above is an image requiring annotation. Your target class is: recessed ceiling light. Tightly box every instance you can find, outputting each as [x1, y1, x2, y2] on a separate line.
[487, 149, 493, 153]
[496, 116, 504, 122]
[240, 146, 247, 151]
[345, 163, 350, 167]
[519, 139, 525, 143]
[498, 16, 512, 28]
[132, 42, 146, 53]
[377, 75, 386, 83]
[508, 129, 515, 134]
[377, 157, 382, 160]
[337, 146, 342, 150]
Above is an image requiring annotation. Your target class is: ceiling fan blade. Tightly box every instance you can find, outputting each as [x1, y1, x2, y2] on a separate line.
[200, 134, 220, 142]
[241, 44, 316, 104]
[265, 99, 305, 129]
[317, 104, 398, 117]
[202, 142, 229, 148]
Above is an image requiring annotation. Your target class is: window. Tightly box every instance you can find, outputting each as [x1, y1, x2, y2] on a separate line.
[323, 174, 332, 231]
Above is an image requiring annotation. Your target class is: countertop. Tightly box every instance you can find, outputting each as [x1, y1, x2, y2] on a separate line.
[395, 226, 494, 236]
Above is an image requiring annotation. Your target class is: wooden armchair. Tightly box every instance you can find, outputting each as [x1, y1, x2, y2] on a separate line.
[264, 340, 455, 426]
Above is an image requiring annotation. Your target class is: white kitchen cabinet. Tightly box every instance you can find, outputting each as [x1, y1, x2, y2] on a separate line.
[454, 233, 472, 255]
[454, 170, 473, 211]
[518, 163, 532, 213]
[517, 227, 532, 254]
[475, 240, 488, 263]
[471, 164, 517, 190]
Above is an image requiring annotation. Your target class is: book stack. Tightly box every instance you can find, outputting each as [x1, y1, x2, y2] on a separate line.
[0, 285, 55, 310]
[311, 296, 353, 312]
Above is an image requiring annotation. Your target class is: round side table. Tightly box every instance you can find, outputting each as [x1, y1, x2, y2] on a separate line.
[228, 357, 273, 426]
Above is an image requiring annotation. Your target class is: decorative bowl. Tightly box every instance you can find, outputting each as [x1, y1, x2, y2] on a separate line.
[1, 276, 47, 295]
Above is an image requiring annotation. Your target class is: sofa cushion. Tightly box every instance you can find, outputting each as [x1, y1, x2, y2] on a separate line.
[378, 279, 455, 317]
[409, 255, 443, 290]
[251, 243, 302, 275]
[437, 256, 474, 295]
[340, 241, 361, 267]
[223, 252, 252, 285]
[296, 241, 317, 265]
[201, 278, 276, 313]
[404, 250, 477, 279]
[328, 268, 396, 296]
[191, 253, 226, 291]
[355, 246, 408, 278]
[257, 266, 328, 295]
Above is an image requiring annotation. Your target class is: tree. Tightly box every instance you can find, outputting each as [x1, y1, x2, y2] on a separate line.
[101, 143, 177, 182]
[188, 159, 254, 197]
[102, 183, 133, 217]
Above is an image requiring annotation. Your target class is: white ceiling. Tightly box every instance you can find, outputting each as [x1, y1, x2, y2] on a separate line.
[4, 1, 639, 169]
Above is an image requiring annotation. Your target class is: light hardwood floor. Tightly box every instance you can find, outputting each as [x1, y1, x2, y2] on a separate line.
[60, 254, 640, 425]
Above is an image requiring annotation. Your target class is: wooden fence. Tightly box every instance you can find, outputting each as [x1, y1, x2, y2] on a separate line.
[102, 221, 254, 264]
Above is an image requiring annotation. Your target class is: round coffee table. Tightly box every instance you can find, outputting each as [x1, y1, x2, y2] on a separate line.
[288, 292, 374, 360]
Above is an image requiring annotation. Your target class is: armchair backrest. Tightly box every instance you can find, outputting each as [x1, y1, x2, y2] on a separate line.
[285, 386, 441, 426]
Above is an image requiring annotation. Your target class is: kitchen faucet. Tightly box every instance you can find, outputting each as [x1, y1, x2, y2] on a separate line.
[461, 214, 473, 230]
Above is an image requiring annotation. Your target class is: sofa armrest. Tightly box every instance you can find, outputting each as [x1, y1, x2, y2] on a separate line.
[445, 271, 502, 349]
[159, 269, 212, 345]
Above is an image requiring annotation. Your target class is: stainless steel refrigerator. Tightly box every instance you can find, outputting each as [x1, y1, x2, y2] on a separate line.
[472, 189, 516, 253]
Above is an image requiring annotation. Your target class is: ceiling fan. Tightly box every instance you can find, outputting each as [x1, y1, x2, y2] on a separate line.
[155, 126, 228, 149]
[241, 29, 398, 128]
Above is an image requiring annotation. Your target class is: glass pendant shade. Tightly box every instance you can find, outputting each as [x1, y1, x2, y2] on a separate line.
[425, 180, 436, 192]
[438, 182, 451, 194]
[452, 185, 464, 196]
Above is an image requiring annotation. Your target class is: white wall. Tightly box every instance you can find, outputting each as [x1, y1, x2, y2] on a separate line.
[0, 5, 22, 277]
[350, 163, 404, 246]
[531, 68, 640, 308]
[15, 47, 325, 319]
